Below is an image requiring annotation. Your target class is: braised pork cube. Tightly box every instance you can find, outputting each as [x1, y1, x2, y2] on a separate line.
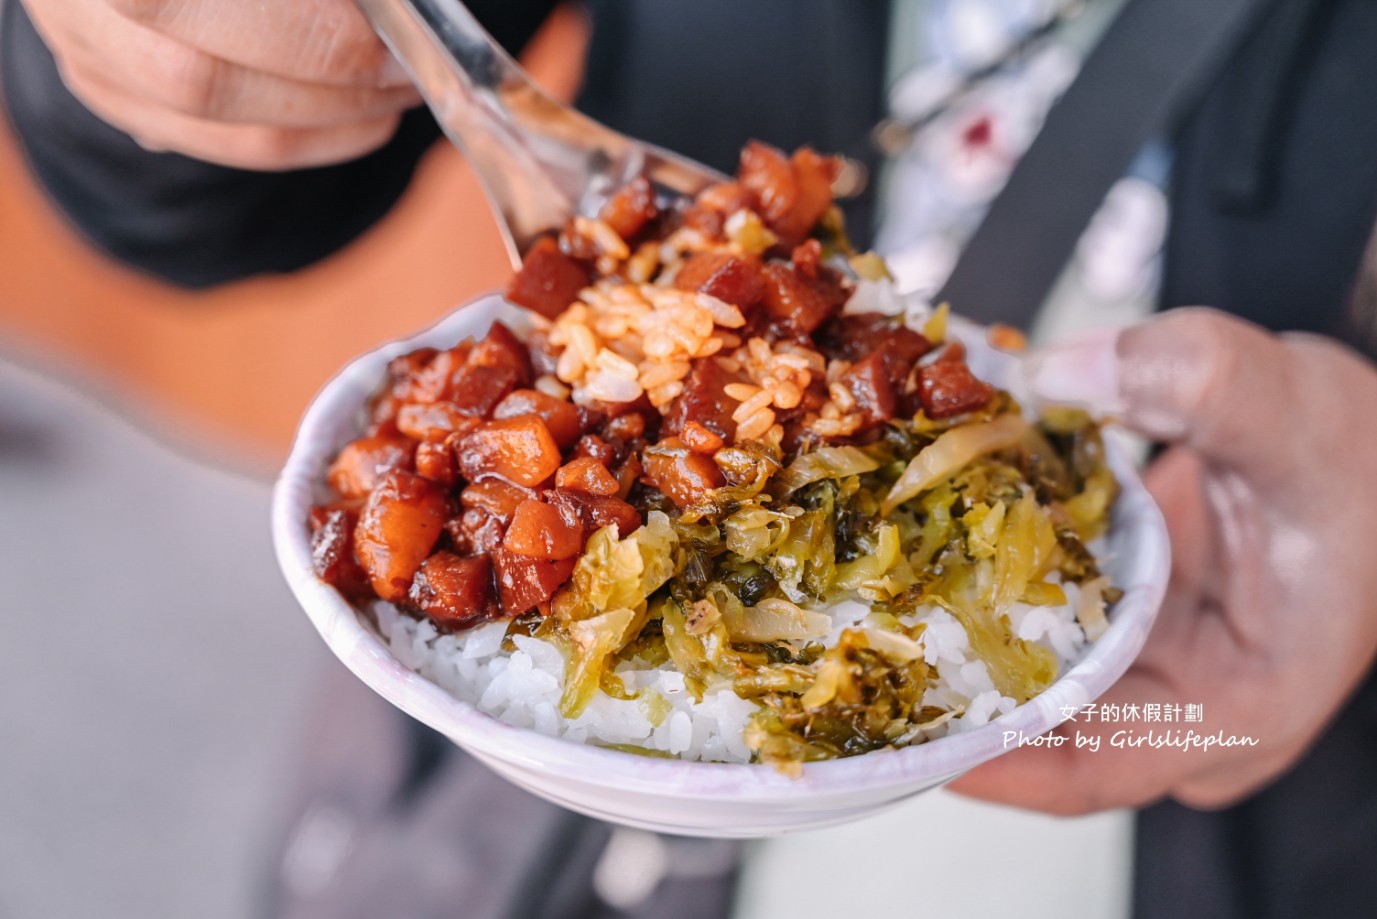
[780, 148, 840, 245]
[544, 488, 642, 537]
[682, 181, 754, 239]
[839, 351, 899, 429]
[470, 322, 534, 382]
[408, 552, 496, 630]
[326, 435, 415, 499]
[817, 313, 932, 364]
[310, 507, 371, 599]
[493, 389, 583, 449]
[680, 421, 726, 454]
[789, 239, 853, 313]
[460, 479, 535, 525]
[590, 394, 658, 449]
[383, 347, 438, 404]
[449, 363, 520, 418]
[662, 357, 743, 442]
[599, 176, 658, 242]
[456, 416, 561, 488]
[503, 499, 585, 560]
[573, 433, 622, 468]
[415, 440, 458, 486]
[825, 313, 934, 430]
[398, 347, 466, 405]
[738, 142, 838, 247]
[449, 507, 506, 555]
[759, 260, 844, 335]
[642, 438, 725, 509]
[492, 548, 578, 616]
[674, 251, 765, 310]
[385, 348, 438, 390]
[354, 470, 449, 601]
[505, 237, 592, 320]
[917, 361, 996, 418]
[558, 217, 602, 262]
[396, 402, 480, 443]
[604, 411, 646, 442]
[555, 457, 621, 496]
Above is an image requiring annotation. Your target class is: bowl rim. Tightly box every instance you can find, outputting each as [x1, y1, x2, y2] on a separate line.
[271, 293, 1170, 801]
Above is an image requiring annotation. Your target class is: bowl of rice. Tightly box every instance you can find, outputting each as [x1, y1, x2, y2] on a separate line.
[271, 143, 1169, 836]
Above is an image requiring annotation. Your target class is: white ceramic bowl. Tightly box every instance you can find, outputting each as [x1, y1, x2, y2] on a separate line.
[272, 293, 1170, 838]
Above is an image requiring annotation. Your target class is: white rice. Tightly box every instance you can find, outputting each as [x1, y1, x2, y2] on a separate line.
[374, 576, 1093, 763]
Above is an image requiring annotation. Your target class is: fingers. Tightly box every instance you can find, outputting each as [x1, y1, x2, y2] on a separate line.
[1013, 314, 1377, 818]
[23, 0, 419, 169]
[63, 65, 405, 170]
[1025, 309, 1316, 492]
[948, 667, 1192, 815]
[1115, 309, 1304, 484]
[948, 650, 1292, 815]
[100, 0, 409, 88]
[65, 44, 420, 129]
[32, 0, 420, 129]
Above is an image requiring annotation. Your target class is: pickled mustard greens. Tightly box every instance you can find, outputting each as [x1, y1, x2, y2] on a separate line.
[539, 400, 1119, 772]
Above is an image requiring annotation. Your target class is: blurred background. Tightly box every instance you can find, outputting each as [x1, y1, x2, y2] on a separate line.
[0, 3, 1137, 917]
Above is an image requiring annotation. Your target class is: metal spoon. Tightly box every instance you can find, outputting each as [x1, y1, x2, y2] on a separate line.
[352, 0, 727, 269]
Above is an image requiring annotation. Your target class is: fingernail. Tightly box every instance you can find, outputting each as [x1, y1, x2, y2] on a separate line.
[379, 53, 412, 88]
[1021, 326, 1125, 414]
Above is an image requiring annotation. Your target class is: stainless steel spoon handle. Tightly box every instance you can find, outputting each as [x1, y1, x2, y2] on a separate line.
[353, 0, 725, 268]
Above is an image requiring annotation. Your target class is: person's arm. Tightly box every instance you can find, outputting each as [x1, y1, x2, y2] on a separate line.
[1, 0, 557, 288]
[951, 308, 1377, 812]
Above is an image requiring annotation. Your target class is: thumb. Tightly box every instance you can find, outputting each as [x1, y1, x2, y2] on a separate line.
[1023, 308, 1304, 488]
